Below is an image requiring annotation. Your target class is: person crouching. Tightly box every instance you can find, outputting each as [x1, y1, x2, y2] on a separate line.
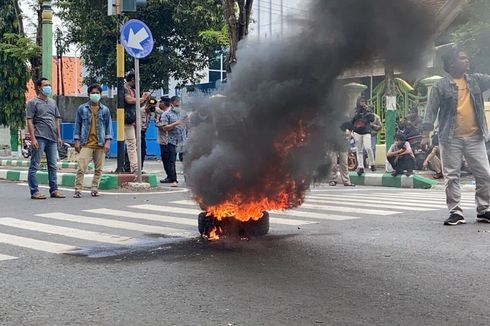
[387, 133, 415, 177]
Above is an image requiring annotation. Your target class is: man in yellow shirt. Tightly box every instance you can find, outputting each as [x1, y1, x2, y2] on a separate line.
[422, 48, 490, 225]
[73, 84, 113, 198]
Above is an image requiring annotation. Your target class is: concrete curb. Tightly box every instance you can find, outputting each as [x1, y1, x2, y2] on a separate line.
[348, 172, 438, 189]
[0, 170, 157, 190]
[0, 159, 93, 170]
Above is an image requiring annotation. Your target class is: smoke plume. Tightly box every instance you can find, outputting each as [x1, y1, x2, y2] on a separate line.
[184, 0, 434, 211]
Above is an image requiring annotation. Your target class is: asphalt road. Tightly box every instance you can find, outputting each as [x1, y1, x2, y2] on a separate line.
[0, 180, 489, 326]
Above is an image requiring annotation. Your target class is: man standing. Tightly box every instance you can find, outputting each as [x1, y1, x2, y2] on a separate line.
[329, 122, 355, 187]
[26, 78, 65, 199]
[156, 96, 171, 183]
[73, 84, 112, 198]
[352, 96, 376, 175]
[123, 72, 149, 173]
[161, 96, 187, 187]
[422, 48, 490, 225]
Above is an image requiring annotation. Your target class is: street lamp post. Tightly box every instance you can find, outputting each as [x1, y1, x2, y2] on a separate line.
[41, 1, 53, 81]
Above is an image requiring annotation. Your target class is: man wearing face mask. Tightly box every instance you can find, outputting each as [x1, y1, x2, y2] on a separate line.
[26, 77, 65, 199]
[161, 96, 187, 187]
[73, 84, 113, 198]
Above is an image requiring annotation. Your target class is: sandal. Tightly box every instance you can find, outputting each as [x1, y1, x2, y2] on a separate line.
[31, 192, 47, 200]
[91, 190, 100, 197]
[50, 191, 66, 198]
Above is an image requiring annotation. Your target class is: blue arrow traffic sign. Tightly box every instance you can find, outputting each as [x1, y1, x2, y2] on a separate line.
[120, 19, 154, 59]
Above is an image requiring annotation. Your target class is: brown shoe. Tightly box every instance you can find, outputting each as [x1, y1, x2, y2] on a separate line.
[31, 192, 47, 200]
[50, 191, 66, 198]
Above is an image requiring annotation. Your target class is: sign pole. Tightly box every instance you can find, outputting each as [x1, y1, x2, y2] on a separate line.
[134, 58, 143, 183]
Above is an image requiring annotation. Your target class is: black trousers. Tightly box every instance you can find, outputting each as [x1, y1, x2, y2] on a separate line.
[160, 143, 177, 182]
[141, 129, 147, 169]
[388, 155, 415, 173]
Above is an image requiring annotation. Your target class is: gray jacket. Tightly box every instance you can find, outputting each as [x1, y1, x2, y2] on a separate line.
[423, 73, 490, 142]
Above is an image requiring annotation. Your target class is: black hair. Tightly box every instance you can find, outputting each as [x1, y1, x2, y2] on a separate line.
[87, 84, 102, 94]
[356, 95, 367, 107]
[442, 47, 464, 74]
[35, 77, 49, 88]
[170, 96, 181, 103]
[395, 132, 406, 141]
[125, 72, 135, 82]
[160, 96, 171, 104]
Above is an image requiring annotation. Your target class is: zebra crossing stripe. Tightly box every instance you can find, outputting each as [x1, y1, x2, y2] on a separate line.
[0, 232, 76, 253]
[306, 195, 447, 208]
[144, 200, 316, 226]
[299, 203, 399, 215]
[272, 210, 359, 221]
[356, 193, 475, 205]
[304, 198, 436, 211]
[0, 218, 134, 245]
[36, 212, 194, 237]
[0, 253, 18, 261]
[85, 208, 197, 226]
[309, 193, 472, 206]
[131, 204, 201, 215]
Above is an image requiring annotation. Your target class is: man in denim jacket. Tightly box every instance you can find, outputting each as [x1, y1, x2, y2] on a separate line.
[73, 84, 113, 198]
[422, 48, 490, 226]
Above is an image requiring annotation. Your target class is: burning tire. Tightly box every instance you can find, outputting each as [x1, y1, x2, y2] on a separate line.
[198, 211, 270, 238]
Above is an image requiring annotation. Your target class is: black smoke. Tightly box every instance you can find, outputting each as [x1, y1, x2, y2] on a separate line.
[184, 0, 434, 209]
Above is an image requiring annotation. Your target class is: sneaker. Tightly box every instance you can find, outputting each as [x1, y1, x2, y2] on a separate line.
[391, 171, 399, 177]
[160, 178, 172, 184]
[444, 214, 466, 226]
[329, 181, 337, 186]
[73, 191, 82, 198]
[476, 211, 490, 223]
[343, 183, 356, 187]
[370, 165, 376, 172]
[357, 168, 364, 176]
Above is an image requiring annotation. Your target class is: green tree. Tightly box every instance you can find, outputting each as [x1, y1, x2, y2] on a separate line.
[451, 0, 490, 74]
[56, 0, 225, 90]
[0, 0, 41, 129]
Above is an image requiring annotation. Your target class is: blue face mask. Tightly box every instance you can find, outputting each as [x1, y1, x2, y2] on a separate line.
[42, 86, 52, 96]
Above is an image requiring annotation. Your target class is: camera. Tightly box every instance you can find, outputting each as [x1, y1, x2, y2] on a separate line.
[148, 98, 157, 112]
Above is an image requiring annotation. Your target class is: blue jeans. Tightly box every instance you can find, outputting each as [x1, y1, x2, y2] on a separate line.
[28, 137, 58, 195]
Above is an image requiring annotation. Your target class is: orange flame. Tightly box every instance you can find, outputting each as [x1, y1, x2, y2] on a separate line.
[198, 122, 308, 223]
[204, 226, 221, 241]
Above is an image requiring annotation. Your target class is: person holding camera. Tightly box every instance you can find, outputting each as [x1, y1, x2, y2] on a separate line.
[140, 97, 158, 169]
[386, 132, 415, 177]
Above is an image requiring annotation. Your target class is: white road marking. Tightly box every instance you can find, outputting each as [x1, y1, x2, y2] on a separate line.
[298, 203, 399, 216]
[0, 218, 133, 245]
[310, 194, 475, 206]
[147, 200, 316, 226]
[37, 212, 195, 237]
[306, 195, 446, 209]
[0, 233, 76, 253]
[85, 208, 196, 226]
[304, 198, 435, 211]
[0, 253, 18, 261]
[271, 210, 359, 221]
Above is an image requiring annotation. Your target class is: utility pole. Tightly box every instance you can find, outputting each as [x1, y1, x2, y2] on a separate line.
[269, 0, 272, 38]
[257, 0, 261, 40]
[280, 0, 283, 38]
[115, 0, 126, 172]
[384, 64, 396, 150]
[41, 1, 53, 81]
